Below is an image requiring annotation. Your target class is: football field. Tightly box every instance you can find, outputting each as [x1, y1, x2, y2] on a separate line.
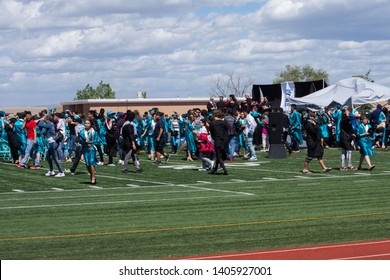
[0, 148, 390, 259]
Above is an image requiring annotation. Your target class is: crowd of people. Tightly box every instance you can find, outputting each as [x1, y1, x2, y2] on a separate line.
[0, 94, 389, 180]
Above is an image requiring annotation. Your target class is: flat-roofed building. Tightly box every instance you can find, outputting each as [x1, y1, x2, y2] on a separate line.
[58, 98, 215, 115]
[0, 107, 48, 116]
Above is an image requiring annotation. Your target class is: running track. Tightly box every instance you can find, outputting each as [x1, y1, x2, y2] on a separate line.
[175, 239, 390, 260]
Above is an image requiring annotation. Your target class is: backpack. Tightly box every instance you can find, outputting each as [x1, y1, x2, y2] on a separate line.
[54, 130, 64, 143]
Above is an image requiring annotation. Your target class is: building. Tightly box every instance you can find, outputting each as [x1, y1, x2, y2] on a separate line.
[0, 107, 49, 116]
[58, 98, 215, 115]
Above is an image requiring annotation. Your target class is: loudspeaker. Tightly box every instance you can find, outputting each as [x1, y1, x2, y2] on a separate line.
[268, 144, 286, 159]
[252, 85, 261, 102]
[269, 112, 284, 144]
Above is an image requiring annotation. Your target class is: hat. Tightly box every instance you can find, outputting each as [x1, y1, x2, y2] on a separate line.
[0, 111, 5, 117]
[117, 112, 125, 117]
[107, 110, 115, 116]
[73, 115, 82, 122]
[149, 108, 155, 114]
[45, 115, 53, 121]
[308, 112, 316, 118]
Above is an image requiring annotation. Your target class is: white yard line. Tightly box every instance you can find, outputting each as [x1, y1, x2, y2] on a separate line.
[294, 176, 311, 179]
[0, 184, 177, 196]
[0, 189, 213, 202]
[88, 185, 103, 189]
[95, 174, 171, 185]
[177, 184, 254, 196]
[262, 177, 279, 181]
[230, 179, 247, 182]
[0, 194, 247, 210]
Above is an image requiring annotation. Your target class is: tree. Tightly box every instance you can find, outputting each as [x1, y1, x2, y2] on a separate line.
[74, 81, 116, 100]
[353, 69, 374, 83]
[211, 72, 253, 97]
[273, 64, 329, 84]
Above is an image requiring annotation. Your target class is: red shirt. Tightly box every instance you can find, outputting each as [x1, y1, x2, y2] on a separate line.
[25, 119, 37, 140]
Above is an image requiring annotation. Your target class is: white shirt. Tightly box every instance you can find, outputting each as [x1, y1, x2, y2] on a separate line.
[245, 114, 257, 135]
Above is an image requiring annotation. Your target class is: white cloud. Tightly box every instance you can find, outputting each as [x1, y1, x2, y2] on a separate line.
[0, 0, 390, 107]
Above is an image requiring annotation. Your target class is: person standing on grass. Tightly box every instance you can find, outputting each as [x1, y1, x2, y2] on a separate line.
[153, 112, 170, 165]
[14, 112, 27, 163]
[317, 109, 330, 148]
[122, 111, 143, 174]
[209, 109, 228, 175]
[183, 114, 197, 161]
[302, 112, 332, 174]
[53, 113, 66, 163]
[243, 110, 257, 161]
[17, 111, 40, 169]
[87, 110, 105, 165]
[0, 111, 7, 141]
[115, 112, 126, 165]
[236, 111, 248, 158]
[289, 104, 303, 152]
[65, 116, 84, 175]
[259, 112, 270, 152]
[141, 109, 156, 161]
[31, 115, 44, 169]
[4, 117, 19, 164]
[332, 105, 342, 145]
[104, 110, 118, 166]
[356, 115, 375, 171]
[169, 112, 181, 154]
[37, 115, 65, 177]
[339, 107, 357, 171]
[224, 108, 237, 162]
[133, 110, 145, 149]
[197, 118, 214, 171]
[78, 119, 98, 184]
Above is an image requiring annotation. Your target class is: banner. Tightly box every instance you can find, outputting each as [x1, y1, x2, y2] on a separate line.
[281, 82, 295, 113]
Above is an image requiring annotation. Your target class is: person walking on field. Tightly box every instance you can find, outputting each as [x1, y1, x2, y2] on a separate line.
[289, 104, 303, 152]
[302, 112, 332, 174]
[243, 110, 257, 161]
[209, 109, 228, 175]
[153, 112, 170, 165]
[104, 110, 118, 166]
[78, 119, 98, 184]
[357, 115, 375, 171]
[37, 115, 65, 177]
[339, 107, 357, 171]
[121, 111, 143, 174]
[17, 111, 39, 169]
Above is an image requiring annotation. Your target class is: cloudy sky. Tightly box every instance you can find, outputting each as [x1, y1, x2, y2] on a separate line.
[1, 0, 390, 107]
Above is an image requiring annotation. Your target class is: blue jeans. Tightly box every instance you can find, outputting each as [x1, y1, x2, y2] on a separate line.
[47, 142, 63, 173]
[227, 135, 237, 159]
[245, 132, 256, 159]
[21, 139, 39, 166]
[57, 139, 66, 161]
[68, 134, 76, 157]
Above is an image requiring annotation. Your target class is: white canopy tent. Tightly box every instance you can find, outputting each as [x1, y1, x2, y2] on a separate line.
[289, 77, 390, 108]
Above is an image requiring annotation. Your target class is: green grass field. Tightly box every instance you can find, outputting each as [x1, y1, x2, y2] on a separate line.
[1, 148, 390, 259]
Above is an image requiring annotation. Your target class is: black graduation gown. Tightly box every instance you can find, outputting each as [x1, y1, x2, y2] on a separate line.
[304, 121, 324, 158]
